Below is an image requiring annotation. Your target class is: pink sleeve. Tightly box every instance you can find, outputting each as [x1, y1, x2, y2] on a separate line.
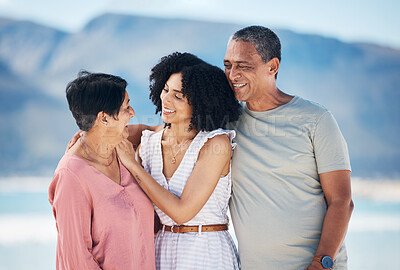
[50, 169, 102, 270]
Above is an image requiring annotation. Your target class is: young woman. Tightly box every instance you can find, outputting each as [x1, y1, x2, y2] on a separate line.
[49, 71, 155, 269]
[116, 52, 241, 269]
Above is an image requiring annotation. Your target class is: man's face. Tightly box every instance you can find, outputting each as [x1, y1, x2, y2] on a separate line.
[224, 40, 270, 102]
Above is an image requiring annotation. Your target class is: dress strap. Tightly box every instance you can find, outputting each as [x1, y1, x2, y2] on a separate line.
[139, 129, 163, 173]
[182, 129, 236, 166]
[196, 129, 236, 152]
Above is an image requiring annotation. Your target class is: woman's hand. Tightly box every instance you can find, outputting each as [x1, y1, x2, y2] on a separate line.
[116, 139, 138, 169]
[65, 130, 83, 153]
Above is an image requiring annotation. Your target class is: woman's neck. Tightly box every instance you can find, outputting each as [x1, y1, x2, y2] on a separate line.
[164, 123, 197, 144]
[80, 130, 115, 158]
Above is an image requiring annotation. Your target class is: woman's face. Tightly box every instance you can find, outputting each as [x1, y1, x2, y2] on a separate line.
[107, 91, 135, 140]
[160, 73, 192, 127]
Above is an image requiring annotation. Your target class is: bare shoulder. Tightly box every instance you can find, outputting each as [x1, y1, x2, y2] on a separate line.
[199, 134, 231, 158]
[154, 125, 164, 132]
[207, 133, 230, 144]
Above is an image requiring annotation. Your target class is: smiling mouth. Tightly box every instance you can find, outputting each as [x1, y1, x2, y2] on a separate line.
[162, 107, 176, 115]
[232, 83, 247, 89]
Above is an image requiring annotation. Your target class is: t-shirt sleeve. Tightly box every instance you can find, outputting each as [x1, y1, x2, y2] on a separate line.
[50, 169, 102, 269]
[313, 111, 351, 174]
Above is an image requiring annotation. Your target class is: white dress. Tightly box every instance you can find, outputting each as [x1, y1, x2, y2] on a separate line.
[139, 128, 240, 270]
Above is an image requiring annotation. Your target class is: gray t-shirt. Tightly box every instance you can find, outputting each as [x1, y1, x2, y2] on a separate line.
[229, 96, 351, 270]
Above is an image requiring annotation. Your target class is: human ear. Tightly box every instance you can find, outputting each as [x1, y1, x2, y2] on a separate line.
[97, 111, 109, 127]
[268, 58, 280, 75]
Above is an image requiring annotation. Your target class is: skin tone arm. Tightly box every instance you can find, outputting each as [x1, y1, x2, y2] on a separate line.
[127, 124, 163, 149]
[66, 124, 162, 152]
[117, 134, 231, 225]
[305, 170, 354, 270]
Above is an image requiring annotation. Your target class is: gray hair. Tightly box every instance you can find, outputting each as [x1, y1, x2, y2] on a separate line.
[230, 25, 281, 64]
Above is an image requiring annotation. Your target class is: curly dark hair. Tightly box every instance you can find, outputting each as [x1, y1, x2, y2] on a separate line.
[149, 52, 205, 111]
[149, 52, 241, 131]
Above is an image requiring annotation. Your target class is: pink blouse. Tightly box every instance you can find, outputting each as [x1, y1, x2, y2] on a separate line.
[49, 153, 155, 270]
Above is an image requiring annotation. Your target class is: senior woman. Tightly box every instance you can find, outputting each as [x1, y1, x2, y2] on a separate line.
[48, 71, 155, 270]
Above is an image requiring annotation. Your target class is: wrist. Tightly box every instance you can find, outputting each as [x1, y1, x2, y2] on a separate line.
[129, 159, 141, 171]
[309, 260, 324, 270]
[313, 255, 334, 269]
[120, 154, 139, 172]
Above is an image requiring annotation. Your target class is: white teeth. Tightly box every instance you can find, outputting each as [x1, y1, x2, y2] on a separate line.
[233, 83, 246, 87]
[163, 108, 175, 113]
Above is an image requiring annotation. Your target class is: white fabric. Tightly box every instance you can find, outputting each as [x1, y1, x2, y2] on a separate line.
[139, 128, 240, 270]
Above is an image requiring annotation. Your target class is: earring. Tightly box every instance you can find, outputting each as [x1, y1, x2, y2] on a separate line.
[102, 116, 108, 127]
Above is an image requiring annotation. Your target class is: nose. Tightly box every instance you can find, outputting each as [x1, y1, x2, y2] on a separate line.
[129, 106, 135, 118]
[160, 90, 172, 106]
[228, 66, 241, 82]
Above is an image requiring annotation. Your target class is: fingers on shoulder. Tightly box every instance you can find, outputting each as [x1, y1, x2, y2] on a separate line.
[73, 130, 83, 139]
[124, 138, 133, 146]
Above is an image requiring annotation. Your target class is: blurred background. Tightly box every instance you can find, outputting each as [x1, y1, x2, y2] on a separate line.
[0, 0, 399, 269]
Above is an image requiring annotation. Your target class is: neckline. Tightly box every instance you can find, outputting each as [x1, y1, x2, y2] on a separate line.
[65, 152, 125, 188]
[158, 128, 201, 186]
[245, 95, 299, 115]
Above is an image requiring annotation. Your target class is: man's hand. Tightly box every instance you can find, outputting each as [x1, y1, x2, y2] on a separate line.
[305, 260, 326, 270]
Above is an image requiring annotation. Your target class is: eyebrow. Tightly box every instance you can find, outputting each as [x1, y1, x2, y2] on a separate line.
[165, 82, 183, 93]
[224, 60, 252, 64]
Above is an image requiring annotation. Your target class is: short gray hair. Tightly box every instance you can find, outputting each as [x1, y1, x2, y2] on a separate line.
[231, 25, 281, 64]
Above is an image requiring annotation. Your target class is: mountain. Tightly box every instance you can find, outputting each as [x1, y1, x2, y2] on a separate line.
[0, 17, 67, 75]
[0, 13, 399, 176]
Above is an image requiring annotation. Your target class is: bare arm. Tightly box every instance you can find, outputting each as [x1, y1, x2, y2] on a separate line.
[117, 135, 231, 225]
[127, 124, 163, 149]
[65, 124, 163, 153]
[306, 170, 354, 270]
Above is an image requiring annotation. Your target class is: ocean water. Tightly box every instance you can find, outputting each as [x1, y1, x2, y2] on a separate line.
[0, 177, 399, 270]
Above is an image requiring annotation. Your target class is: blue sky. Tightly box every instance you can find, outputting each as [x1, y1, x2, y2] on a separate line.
[0, 0, 399, 49]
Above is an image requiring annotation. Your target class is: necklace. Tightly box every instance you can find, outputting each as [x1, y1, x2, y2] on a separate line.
[80, 138, 115, 167]
[80, 136, 109, 159]
[164, 125, 197, 164]
[169, 141, 188, 164]
[167, 135, 197, 164]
